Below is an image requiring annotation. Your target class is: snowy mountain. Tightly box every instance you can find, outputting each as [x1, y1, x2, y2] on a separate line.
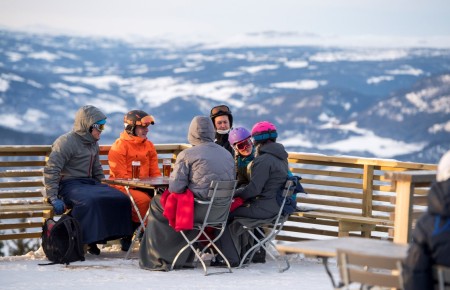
[0, 29, 449, 163]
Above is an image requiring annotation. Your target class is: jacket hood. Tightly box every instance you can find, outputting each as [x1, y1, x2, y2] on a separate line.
[258, 142, 288, 160]
[73, 105, 106, 142]
[187, 116, 215, 146]
[428, 179, 450, 217]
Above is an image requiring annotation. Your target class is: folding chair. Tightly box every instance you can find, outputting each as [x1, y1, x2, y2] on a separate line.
[170, 180, 237, 275]
[237, 179, 295, 272]
[337, 248, 404, 290]
[123, 185, 149, 260]
[434, 265, 450, 290]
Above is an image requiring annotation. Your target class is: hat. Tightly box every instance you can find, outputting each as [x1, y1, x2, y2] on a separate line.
[437, 150, 450, 182]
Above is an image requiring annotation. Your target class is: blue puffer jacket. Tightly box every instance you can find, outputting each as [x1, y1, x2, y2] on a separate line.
[402, 179, 450, 290]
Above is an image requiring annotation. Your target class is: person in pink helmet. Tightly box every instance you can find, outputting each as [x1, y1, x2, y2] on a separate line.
[212, 121, 289, 267]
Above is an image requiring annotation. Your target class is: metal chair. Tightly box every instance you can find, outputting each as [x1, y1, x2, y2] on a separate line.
[170, 180, 237, 275]
[123, 185, 149, 260]
[337, 248, 404, 290]
[434, 265, 450, 290]
[237, 179, 295, 272]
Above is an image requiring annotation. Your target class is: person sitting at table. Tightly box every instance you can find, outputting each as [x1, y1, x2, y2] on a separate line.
[139, 115, 235, 271]
[402, 150, 450, 290]
[210, 104, 234, 156]
[213, 121, 289, 267]
[108, 109, 162, 251]
[43, 105, 132, 256]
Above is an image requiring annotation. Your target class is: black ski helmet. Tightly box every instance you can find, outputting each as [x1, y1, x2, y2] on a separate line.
[210, 104, 233, 128]
[124, 110, 155, 136]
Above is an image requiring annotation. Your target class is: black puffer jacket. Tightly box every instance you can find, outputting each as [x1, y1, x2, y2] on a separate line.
[234, 142, 289, 216]
[402, 179, 450, 290]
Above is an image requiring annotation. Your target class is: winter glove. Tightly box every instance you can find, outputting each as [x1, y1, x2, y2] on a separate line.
[51, 199, 65, 215]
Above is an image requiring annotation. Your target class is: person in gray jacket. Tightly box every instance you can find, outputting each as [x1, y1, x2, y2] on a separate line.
[44, 105, 132, 255]
[139, 115, 235, 271]
[213, 121, 289, 267]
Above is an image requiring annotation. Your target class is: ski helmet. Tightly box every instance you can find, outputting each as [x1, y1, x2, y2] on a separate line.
[228, 127, 251, 145]
[251, 121, 278, 142]
[124, 110, 155, 136]
[210, 104, 233, 128]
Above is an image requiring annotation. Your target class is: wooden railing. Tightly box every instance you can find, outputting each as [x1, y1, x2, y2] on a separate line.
[0, 144, 437, 245]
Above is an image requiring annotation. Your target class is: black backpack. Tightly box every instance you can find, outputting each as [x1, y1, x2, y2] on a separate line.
[40, 214, 85, 265]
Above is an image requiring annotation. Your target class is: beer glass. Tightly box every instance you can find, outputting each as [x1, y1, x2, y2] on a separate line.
[163, 159, 171, 177]
[131, 161, 141, 180]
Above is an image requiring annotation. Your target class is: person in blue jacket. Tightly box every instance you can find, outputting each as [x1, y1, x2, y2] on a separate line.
[402, 150, 450, 290]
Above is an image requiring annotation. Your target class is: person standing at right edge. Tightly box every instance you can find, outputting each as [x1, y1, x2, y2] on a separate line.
[210, 104, 234, 156]
[402, 150, 450, 290]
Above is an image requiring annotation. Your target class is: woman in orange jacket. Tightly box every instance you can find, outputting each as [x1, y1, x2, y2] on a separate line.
[108, 110, 161, 250]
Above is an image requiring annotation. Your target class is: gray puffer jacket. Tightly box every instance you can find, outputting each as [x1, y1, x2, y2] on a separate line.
[43, 105, 106, 202]
[234, 142, 289, 216]
[169, 116, 235, 199]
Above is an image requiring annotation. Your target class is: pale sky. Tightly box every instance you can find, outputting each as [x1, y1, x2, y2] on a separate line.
[1, 0, 450, 41]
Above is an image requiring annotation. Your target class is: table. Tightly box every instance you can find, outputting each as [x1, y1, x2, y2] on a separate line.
[102, 176, 171, 190]
[103, 177, 171, 258]
[276, 237, 408, 288]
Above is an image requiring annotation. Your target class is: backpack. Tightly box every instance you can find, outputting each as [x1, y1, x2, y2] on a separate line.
[276, 175, 306, 215]
[40, 214, 85, 265]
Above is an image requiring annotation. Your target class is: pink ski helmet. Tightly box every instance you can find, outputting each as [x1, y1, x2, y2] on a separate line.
[228, 127, 251, 145]
[251, 121, 278, 142]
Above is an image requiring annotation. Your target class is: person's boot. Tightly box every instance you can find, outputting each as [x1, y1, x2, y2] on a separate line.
[120, 236, 132, 252]
[251, 248, 266, 263]
[87, 243, 100, 255]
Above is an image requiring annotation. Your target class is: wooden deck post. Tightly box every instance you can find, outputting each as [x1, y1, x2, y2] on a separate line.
[385, 171, 436, 244]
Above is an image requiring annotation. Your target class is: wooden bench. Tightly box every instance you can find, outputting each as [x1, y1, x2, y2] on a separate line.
[293, 211, 394, 237]
[281, 153, 436, 242]
[0, 144, 186, 243]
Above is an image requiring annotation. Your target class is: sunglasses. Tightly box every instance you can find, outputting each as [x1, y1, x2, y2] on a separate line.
[91, 123, 105, 132]
[136, 115, 155, 127]
[235, 138, 252, 151]
[210, 105, 231, 117]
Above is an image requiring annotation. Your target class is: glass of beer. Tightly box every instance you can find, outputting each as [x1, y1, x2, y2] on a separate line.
[163, 159, 171, 177]
[131, 161, 141, 180]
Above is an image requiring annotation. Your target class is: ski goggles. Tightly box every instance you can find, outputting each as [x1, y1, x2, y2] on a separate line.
[136, 115, 155, 127]
[235, 138, 252, 151]
[91, 123, 105, 132]
[210, 105, 231, 118]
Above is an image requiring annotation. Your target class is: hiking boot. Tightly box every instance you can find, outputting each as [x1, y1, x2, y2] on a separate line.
[120, 236, 132, 252]
[251, 248, 266, 263]
[87, 243, 100, 255]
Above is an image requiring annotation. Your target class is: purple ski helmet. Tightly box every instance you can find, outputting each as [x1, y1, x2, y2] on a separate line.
[228, 127, 251, 145]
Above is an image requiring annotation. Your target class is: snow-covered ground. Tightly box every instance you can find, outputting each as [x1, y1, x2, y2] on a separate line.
[0, 244, 338, 290]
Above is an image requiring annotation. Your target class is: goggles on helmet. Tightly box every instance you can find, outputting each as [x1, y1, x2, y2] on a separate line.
[91, 123, 105, 132]
[210, 105, 231, 118]
[136, 115, 155, 127]
[235, 138, 252, 151]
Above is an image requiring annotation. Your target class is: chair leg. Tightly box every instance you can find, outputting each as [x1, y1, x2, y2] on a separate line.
[238, 227, 290, 272]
